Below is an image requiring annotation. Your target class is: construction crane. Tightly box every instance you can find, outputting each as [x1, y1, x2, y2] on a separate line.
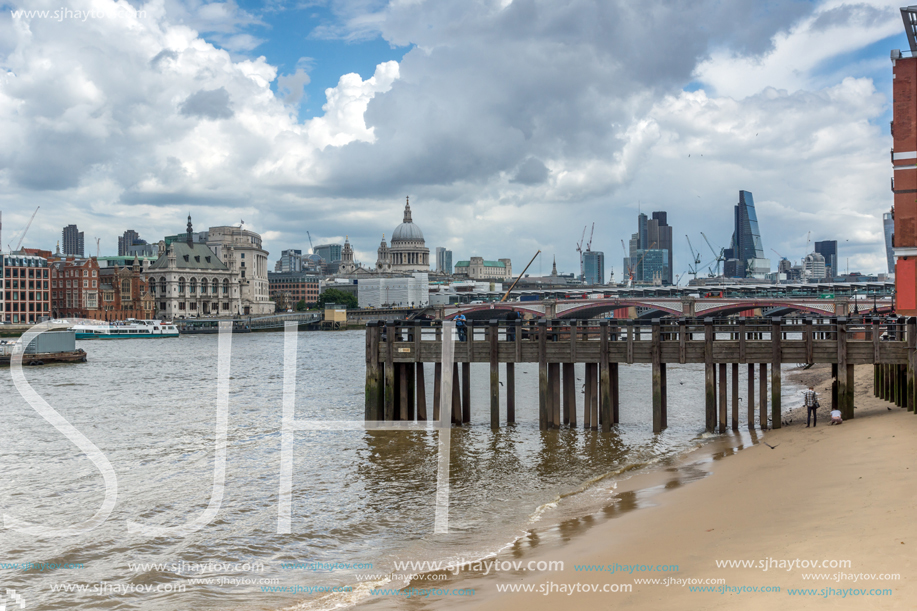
[699, 232, 724, 277]
[500, 250, 542, 302]
[576, 225, 587, 280]
[8, 206, 39, 252]
[306, 231, 315, 254]
[585, 222, 594, 251]
[685, 235, 702, 280]
[95, 237, 101, 257]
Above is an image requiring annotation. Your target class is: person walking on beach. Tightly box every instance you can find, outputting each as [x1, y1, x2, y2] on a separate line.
[803, 385, 819, 427]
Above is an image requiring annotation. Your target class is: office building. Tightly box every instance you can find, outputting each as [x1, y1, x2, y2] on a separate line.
[314, 243, 343, 265]
[436, 247, 453, 274]
[453, 257, 512, 281]
[2, 253, 50, 323]
[118, 229, 150, 256]
[62, 224, 84, 257]
[803, 252, 827, 280]
[268, 271, 321, 306]
[647, 211, 673, 284]
[729, 190, 770, 279]
[626, 210, 671, 284]
[277, 249, 303, 273]
[582, 250, 605, 285]
[814, 240, 838, 277]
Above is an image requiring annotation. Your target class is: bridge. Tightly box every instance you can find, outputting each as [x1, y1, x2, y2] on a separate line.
[249, 312, 322, 330]
[432, 296, 894, 321]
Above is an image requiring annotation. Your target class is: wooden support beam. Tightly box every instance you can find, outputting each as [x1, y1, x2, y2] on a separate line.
[838, 318, 851, 420]
[732, 362, 739, 431]
[847, 363, 856, 419]
[747, 363, 755, 431]
[384, 325, 395, 421]
[550, 362, 561, 428]
[804, 319, 813, 365]
[611, 362, 620, 425]
[406, 361, 415, 421]
[704, 319, 715, 433]
[660, 362, 667, 430]
[564, 362, 576, 427]
[490, 320, 499, 429]
[416, 363, 427, 421]
[400, 362, 409, 421]
[600, 321, 612, 432]
[433, 362, 442, 421]
[719, 362, 727, 434]
[908, 318, 916, 412]
[771, 318, 782, 429]
[679, 319, 687, 364]
[584, 363, 593, 429]
[652, 320, 663, 434]
[539, 322, 548, 431]
[462, 362, 471, 424]
[759, 363, 767, 430]
[739, 318, 746, 364]
[452, 362, 462, 425]
[506, 363, 515, 423]
[626, 322, 634, 364]
[365, 323, 383, 420]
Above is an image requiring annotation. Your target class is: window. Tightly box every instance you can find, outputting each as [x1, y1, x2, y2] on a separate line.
[92, 280, 97, 288]
[83, 280, 88, 288]
[84, 270, 88, 277]
[92, 270, 97, 277]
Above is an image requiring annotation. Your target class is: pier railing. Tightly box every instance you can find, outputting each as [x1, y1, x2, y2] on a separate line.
[364, 316, 917, 434]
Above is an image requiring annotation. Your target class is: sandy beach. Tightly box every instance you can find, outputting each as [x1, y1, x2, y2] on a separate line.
[370, 364, 917, 610]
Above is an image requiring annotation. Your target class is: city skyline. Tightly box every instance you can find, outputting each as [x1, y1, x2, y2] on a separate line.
[0, 1, 906, 278]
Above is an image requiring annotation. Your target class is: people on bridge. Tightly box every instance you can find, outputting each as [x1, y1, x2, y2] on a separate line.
[803, 385, 819, 427]
[455, 314, 467, 342]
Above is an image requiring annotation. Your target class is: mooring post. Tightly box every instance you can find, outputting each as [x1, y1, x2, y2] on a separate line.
[506, 362, 515, 424]
[416, 363, 427, 421]
[747, 362, 755, 430]
[384, 323, 395, 421]
[732, 362, 739, 431]
[539, 321, 548, 431]
[400, 362, 409, 421]
[719, 362, 727, 433]
[584, 362, 593, 430]
[759, 362, 767, 429]
[838, 317, 850, 420]
[567, 320, 577, 427]
[704, 318, 715, 433]
[600, 320, 612, 433]
[462, 360, 471, 424]
[652, 319, 663, 434]
[771, 318, 782, 428]
[406, 358, 415, 421]
[489, 320, 500, 429]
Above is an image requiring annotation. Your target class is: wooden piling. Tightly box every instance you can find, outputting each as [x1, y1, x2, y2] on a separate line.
[489, 320, 500, 429]
[838, 318, 850, 420]
[747, 363, 755, 430]
[365, 323, 383, 420]
[416, 363, 427, 421]
[506, 363, 516, 423]
[539, 322, 548, 431]
[399, 363, 409, 421]
[732, 362, 739, 431]
[549, 362, 561, 428]
[600, 321, 612, 433]
[564, 362, 576, 426]
[652, 320, 663, 434]
[771, 318, 782, 428]
[704, 319, 716, 433]
[611, 362, 620, 425]
[908, 318, 916, 412]
[406, 362, 415, 420]
[759, 363, 767, 429]
[385, 325, 395, 421]
[462, 362, 471, 424]
[584, 363, 593, 429]
[719, 362, 727, 433]
[433, 362, 442, 421]
[452, 362, 462, 425]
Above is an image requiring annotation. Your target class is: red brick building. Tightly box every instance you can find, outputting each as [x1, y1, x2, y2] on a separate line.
[50, 258, 100, 319]
[2, 252, 51, 323]
[893, 8, 917, 314]
[268, 271, 321, 307]
[98, 262, 155, 321]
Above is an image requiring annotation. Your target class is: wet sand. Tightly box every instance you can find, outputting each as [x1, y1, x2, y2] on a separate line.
[367, 364, 917, 610]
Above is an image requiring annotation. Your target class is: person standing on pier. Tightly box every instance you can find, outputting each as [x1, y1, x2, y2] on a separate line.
[803, 385, 819, 427]
[456, 314, 467, 342]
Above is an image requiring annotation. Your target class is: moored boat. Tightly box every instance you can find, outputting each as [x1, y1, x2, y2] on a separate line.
[71, 319, 179, 339]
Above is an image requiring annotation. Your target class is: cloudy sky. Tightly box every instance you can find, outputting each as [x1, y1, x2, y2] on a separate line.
[0, 0, 909, 280]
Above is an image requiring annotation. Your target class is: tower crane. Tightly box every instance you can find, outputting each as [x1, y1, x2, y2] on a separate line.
[576, 225, 587, 280]
[699, 232, 725, 277]
[585, 222, 594, 251]
[8, 206, 39, 252]
[95, 238, 101, 257]
[306, 231, 315, 254]
[685, 235, 702, 280]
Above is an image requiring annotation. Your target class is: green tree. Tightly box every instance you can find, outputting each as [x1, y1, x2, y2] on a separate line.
[296, 299, 307, 311]
[317, 288, 358, 310]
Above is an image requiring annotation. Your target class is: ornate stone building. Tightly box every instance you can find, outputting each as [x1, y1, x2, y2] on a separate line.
[206, 224, 275, 316]
[145, 217, 241, 318]
[338, 237, 357, 275]
[97, 258, 155, 321]
[376, 198, 429, 273]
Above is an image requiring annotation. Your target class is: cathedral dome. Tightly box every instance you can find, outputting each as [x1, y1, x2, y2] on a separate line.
[391, 197, 424, 242]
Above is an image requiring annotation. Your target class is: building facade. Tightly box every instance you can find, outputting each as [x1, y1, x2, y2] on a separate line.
[50, 258, 100, 319]
[377, 198, 430, 273]
[582, 250, 605, 285]
[813, 240, 838, 278]
[62, 224, 84, 257]
[892, 9, 917, 312]
[145, 222, 241, 318]
[268, 271, 321, 307]
[314, 244, 343, 266]
[730, 190, 770, 279]
[97, 260, 155, 321]
[206, 224, 275, 316]
[436, 247, 453, 274]
[453, 257, 512, 281]
[358, 273, 429, 308]
[3, 253, 50, 323]
[277, 249, 303, 273]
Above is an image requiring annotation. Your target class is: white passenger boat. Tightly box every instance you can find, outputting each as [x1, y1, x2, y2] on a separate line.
[71, 319, 179, 339]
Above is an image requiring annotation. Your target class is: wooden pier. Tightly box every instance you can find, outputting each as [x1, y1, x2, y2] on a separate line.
[364, 317, 916, 433]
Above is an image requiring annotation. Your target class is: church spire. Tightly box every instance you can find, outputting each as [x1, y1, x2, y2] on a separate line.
[551, 256, 558, 277]
[186, 213, 194, 247]
[403, 196, 412, 223]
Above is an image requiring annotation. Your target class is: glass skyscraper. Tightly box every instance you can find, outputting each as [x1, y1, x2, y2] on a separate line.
[583, 250, 605, 285]
[730, 190, 769, 278]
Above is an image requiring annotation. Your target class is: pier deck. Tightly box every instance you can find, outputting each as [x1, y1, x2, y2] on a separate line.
[364, 317, 916, 433]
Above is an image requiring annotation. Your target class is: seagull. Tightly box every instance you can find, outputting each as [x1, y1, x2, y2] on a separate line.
[763, 441, 779, 449]
[498, 381, 504, 386]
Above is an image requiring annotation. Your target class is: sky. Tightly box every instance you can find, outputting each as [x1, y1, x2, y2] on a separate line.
[0, 0, 911, 281]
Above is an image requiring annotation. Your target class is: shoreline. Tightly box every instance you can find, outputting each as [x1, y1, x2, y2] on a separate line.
[353, 363, 915, 609]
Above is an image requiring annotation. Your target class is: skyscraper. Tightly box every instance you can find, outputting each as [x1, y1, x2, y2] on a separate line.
[814, 240, 838, 278]
[278, 249, 303, 273]
[884, 211, 895, 275]
[626, 210, 672, 284]
[314, 243, 343, 264]
[118, 229, 149, 256]
[62, 224, 84, 257]
[730, 190, 770, 278]
[647, 211, 673, 284]
[436, 247, 453, 274]
[583, 250, 605, 285]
